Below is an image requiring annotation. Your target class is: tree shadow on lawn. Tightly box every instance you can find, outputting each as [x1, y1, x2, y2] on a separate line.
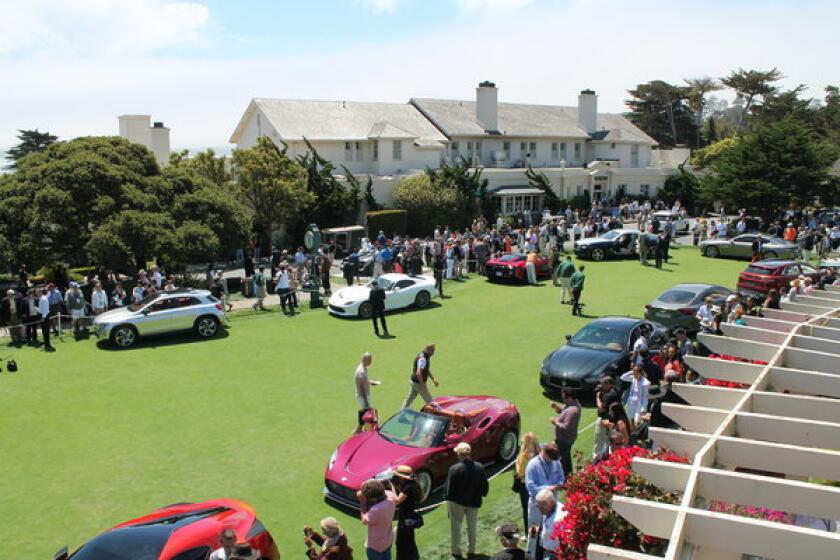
[95, 327, 230, 351]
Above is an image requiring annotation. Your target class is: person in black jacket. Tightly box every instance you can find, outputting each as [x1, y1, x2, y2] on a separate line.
[369, 282, 389, 337]
[433, 252, 445, 297]
[445, 443, 489, 559]
[655, 233, 668, 269]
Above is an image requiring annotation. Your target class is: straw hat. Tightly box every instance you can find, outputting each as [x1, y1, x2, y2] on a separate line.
[393, 465, 416, 480]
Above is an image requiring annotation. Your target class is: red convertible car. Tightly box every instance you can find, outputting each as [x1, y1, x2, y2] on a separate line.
[56, 499, 280, 560]
[484, 253, 551, 283]
[324, 396, 520, 507]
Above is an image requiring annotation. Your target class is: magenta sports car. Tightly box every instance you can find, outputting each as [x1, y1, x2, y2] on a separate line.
[324, 396, 520, 507]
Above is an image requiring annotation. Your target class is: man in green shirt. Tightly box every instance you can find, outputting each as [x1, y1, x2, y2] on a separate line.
[554, 256, 576, 304]
[570, 265, 586, 316]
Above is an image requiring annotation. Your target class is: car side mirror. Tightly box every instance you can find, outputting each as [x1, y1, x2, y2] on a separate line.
[54, 547, 69, 560]
[565, 334, 572, 342]
[445, 433, 460, 445]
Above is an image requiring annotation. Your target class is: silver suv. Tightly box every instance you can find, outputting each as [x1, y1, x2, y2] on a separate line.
[94, 289, 226, 348]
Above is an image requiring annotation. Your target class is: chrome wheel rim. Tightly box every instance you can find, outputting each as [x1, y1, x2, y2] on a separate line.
[592, 249, 605, 261]
[115, 328, 134, 347]
[416, 292, 430, 307]
[417, 471, 432, 502]
[198, 318, 217, 337]
[499, 431, 518, 462]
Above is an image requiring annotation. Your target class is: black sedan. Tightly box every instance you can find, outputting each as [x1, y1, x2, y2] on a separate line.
[574, 229, 653, 261]
[539, 316, 668, 393]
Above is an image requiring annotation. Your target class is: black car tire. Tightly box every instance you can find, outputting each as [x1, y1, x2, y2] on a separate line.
[496, 429, 519, 463]
[591, 248, 606, 261]
[358, 301, 372, 319]
[194, 315, 220, 338]
[763, 250, 777, 259]
[414, 290, 431, 308]
[705, 246, 720, 258]
[110, 325, 137, 348]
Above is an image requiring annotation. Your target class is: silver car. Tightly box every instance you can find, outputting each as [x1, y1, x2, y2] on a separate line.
[644, 283, 733, 332]
[94, 289, 225, 348]
[700, 234, 800, 260]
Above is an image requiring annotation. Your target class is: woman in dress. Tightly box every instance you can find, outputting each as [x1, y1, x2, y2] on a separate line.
[603, 401, 631, 444]
[620, 364, 651, 430]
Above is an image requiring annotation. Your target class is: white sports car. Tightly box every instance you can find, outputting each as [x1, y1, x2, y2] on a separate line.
[328, 273, 437, 318]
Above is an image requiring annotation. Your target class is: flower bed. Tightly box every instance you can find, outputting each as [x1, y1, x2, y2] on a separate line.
[553, 446, 689, 559]
[703, 354, 768, 389]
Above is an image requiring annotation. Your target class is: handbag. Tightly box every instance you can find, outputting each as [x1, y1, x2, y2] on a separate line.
[401, 513, 424, 530]
[511, 472, 526, 493]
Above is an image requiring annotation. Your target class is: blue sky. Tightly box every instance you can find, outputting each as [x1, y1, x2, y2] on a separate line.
[1, 0, 838, 153]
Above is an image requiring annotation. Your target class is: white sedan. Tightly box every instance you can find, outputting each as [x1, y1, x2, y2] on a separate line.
[652, 210, 689, 233]
[328, 273, 437, 318]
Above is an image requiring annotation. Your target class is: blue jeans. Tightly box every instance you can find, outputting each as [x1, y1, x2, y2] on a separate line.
[366, 546, 392, 560]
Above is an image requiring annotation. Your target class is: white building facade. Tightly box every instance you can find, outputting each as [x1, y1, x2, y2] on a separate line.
[118, 114, 171, 168]
[229, 83, 685, 210]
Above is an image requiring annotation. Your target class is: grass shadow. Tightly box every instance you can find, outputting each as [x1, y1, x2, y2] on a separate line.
[95, 327, 230, 351]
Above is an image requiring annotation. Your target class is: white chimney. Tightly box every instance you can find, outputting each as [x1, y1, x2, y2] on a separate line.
[577, 89, 597, 133]
[476, 81, 498, 131]
[149, 121, 171, 167]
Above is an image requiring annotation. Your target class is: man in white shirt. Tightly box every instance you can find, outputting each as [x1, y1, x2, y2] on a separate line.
[631, 325, 650, 366]
[208, 528, 237, 560]
[133, 282, 145, 304]
[535, 488, 564, 559]
[373, 244, 384, 279]
[274, 266, 291, 313]
[91, 283, 108, 315]
[151, 266, 163, 289]
[354, 352, 380, 433]
[38, 288, 53, 351]
[695, 297, 715, 333]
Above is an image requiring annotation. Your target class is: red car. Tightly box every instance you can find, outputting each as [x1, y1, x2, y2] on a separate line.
[57, 499, 280, 560]
[737, 259, 825, 296]
[484, 253, 551, 283]
[324, 396, 520, 507]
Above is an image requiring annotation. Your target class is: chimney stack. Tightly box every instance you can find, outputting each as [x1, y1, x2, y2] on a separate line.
[577, 89, 597, 133]
[476, 81, 498, 132]
[117, 114, 170, 167]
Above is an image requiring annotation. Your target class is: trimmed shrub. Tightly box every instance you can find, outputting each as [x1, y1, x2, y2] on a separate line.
[367, 209, 407, 237]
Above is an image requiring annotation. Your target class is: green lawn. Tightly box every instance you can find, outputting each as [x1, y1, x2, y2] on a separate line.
[0, 246, 744, 559]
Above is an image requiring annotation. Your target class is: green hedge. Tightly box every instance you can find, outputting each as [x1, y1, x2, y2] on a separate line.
[367, 210, 407, 237]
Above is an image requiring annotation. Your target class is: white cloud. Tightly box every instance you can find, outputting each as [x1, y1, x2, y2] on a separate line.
[1, 0, 838, 154]
[455, 0, 535, 12]
[355, 0, 400, 13]
[0, 0, 209, 56]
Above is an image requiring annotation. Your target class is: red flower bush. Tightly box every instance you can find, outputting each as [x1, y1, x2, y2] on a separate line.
[708, 501, 790, 524]
[552, 446, 689, 559]
[703, 354, 768, 389]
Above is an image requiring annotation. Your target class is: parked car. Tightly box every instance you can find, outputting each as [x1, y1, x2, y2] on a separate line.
[56, 499, 280, 560]
[484, 253, 552, 282]
[328, 273, 436, 318]
[574, 229, 641, 261]
[539, 316, 668, 393]
[93, 289, 225, 348]
[644, 283, 733, 332]
[700, 234, 800, 260]
[324, 396, 520, 507]
[737, 259, 825, 296]
[652, 210, 689, 233]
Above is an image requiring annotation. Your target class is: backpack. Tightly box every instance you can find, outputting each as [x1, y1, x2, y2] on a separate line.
[7, 360, 17, 372]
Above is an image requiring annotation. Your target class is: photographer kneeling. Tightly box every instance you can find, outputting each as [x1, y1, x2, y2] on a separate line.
[304, 517, 353, 560]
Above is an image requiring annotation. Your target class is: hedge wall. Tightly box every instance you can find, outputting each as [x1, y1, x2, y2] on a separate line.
[367, 210, 407, 237]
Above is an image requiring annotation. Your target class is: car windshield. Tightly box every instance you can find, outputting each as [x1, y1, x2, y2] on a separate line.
[69, 531, 167, 560]
[569, 324, 628, 351]
[657, 289, 697, 304]
[497, 254, 524, 262]
[745, 265, 774, 275]
[600, 230, 620, 240]
[378, 409, 448, 448]
[372, 278, 394, 290]
[127, 293, 159, 312]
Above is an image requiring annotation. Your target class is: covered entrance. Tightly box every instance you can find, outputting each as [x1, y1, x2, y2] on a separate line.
[489, 186, 546, 217]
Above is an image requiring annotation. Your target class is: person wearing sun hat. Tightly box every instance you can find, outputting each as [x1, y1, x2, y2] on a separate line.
[391, 465, 423, 560]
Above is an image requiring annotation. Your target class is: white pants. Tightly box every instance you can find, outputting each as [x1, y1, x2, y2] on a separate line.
[373, 262, 383, 278]
[593, 421, 609, 458]
[526, 262, 537, 284]
[401, 381, 433, 409]
[448, 502, 478, 556]
[625, 399, 645, 426]
[559, 277, 572, 302]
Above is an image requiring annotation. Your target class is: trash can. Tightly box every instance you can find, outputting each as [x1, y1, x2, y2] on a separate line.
[242, 276, 253, 297]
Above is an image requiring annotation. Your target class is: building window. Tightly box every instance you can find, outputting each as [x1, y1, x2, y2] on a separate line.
[640, 183, 650, 197]
[345, 141, 353, 161]
[355, 141, 363, 161]
[475, 141, 482, 161]
[529, 142, 537, 159]
[551, 142, 559, 160]
[520, 141, 527, 159]
[560, 142, 567, 159]
[392, 140, 402, 161]
[574, 143, 581, 160]
[451, 141, 460, 161]
[631, 144, 639, 167]
[610, 142, 616, 149]
[372, 140, 378, 161]
[466, 141, 474, 160]
[503, 141, 511, 160]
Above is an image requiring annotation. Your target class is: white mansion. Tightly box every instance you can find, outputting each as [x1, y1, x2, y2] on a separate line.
[229, 82, 688, 215]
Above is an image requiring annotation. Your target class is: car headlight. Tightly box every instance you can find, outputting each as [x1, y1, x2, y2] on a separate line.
[328, 450, 338, 469]
[374, 468, 395, 481]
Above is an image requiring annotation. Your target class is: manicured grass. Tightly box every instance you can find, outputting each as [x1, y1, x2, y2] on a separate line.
[0, 246, 745, 559]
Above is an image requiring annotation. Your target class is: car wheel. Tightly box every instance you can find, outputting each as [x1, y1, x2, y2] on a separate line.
[194, 316, 220, 338]
[416, 470, 433, 503]
[496, 429, 519, 463]
[763, 250, 777, 259]
[358, 301, 372, 319]
[414, 290, 431, 308]
[591, 248, 606, 261]
[110, 325, 137, 348]
[705, 246, 720, 258]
